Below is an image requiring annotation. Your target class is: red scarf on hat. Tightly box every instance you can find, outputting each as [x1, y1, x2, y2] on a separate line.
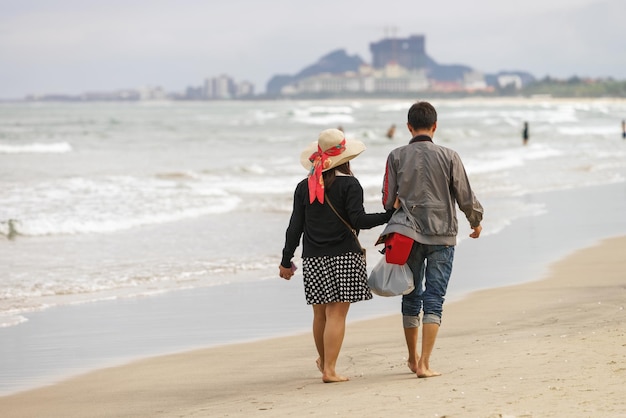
[307, 139, 346, 204]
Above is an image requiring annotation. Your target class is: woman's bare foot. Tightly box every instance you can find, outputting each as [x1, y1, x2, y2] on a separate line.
[407, 360, 418, 373]
[416, 368, 441, 378]
[322, 373, 350, 383]
[316, 358, 323, 373]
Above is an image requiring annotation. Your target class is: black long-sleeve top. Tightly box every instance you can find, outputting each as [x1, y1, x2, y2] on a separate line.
[281, 175, 393, 268]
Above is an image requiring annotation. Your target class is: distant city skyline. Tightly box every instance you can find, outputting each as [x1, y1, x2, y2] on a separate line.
[1, 0, 624, 99]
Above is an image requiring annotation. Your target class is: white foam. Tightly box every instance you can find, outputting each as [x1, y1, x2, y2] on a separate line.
[304, 105, 353, 114]
[0, 254, 282, 327]
[290, 105, 355, 125]
[0, 142, 72, 154]
[0, 314, 28, 328]
[292, 114, 355, 126]
[377, 102, 412, 112]
[0, 175, 242, 236]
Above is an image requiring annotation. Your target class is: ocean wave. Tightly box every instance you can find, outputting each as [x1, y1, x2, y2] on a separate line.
[252, 110, 278, 122]
[292, 114, 355, 126]
[557, 125, 620, 136]
[0, 142, 72, 154]
[0, 314, 29, 328]
[155, 171, 201, 180]
[290, 105, 355, 126]
[0, 175, 242, 237]
[377, 102, 413, 112]
[1, 204, 237, 236]
[297, 105, 354, 115]
[465, 143, 562, 175]
[0, 256, 280, 327]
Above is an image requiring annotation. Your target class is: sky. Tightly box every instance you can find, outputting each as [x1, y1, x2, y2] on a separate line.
[1, 0, 624, 99]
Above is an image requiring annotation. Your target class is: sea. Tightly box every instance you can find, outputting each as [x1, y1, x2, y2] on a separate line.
[1, 97, 626, 394]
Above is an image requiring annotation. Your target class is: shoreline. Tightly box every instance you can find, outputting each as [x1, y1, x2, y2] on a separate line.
[1, 235, 624, 417]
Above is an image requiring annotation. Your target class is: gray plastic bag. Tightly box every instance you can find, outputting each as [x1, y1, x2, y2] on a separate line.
[367, 257, 415, 297]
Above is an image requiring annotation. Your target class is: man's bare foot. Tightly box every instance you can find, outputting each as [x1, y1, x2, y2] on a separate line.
[416, 369, 441, 378]
[322, 374, 349, 383]
[316, 358, 323, 373]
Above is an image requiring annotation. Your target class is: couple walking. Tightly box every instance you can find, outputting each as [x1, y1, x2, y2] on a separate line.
[279, 101, 484, 383]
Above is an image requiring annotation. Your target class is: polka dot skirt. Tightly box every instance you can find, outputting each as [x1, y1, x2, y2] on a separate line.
[302, 252, 372, 305]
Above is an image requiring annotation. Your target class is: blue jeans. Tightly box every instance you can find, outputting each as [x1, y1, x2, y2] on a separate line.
[402, 242, 455, 326]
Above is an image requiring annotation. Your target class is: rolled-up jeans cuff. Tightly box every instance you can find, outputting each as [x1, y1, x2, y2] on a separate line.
[402, 314, 420, 328]
[423, 313, 442, 326]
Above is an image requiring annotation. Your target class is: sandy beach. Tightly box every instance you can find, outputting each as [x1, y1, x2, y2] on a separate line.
[1, 235, 624, 417]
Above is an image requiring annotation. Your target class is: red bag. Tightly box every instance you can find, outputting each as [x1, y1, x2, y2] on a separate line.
[384, 233, 413, 265]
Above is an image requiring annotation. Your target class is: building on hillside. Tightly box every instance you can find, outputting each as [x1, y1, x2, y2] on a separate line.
[463, 71, 491, 92]
[497, 74, 523, 90]
[280, 64, 429, 96]
[369, 35, 430, 70]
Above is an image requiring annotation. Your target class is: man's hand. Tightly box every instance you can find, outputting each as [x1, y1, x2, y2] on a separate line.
[470, 225, 482, 239]
[279, 265, 294, 280]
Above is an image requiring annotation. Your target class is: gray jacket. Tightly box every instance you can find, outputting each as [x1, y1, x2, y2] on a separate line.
[380, 136, 483, 246]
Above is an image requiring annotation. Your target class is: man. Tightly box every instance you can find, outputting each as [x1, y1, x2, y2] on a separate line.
[381, 101, 483, 378]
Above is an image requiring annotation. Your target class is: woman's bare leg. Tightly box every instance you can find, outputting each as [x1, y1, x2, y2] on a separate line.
[312, 304, 327, 373]
[321, 302, 350, 383]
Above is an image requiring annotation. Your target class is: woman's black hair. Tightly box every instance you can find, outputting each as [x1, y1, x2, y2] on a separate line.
[322, 161, 352, 189]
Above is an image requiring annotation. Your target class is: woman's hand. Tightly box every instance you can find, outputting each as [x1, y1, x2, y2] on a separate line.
[279, 264, 294, 280]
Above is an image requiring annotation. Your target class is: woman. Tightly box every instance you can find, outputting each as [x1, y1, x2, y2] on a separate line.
[279, 128, 393, 383]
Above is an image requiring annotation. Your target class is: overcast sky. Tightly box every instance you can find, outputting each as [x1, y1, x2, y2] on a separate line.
[1, 0, 624, 98]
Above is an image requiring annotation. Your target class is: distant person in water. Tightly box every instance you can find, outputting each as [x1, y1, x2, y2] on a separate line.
[386, 124, 396, 139]
[7, 219, 18, 240]
[622, 120, 625, 139]
[522, 121, 529, 145]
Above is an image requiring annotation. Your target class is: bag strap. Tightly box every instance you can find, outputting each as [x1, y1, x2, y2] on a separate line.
[324, 193, 364, 251]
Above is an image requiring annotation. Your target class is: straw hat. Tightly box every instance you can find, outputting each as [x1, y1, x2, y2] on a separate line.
[300, 129, 366, 172]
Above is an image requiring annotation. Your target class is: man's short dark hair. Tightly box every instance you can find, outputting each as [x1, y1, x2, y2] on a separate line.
[407, 101, 437, 130]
